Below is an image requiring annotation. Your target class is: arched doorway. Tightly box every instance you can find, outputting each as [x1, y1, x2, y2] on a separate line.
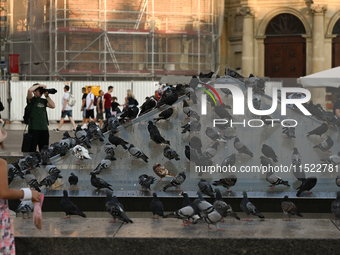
[264, 14, 306, 86]
[332, 18, 340, 67]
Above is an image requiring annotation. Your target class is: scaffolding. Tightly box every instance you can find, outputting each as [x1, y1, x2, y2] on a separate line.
[3, 0, 224, 80]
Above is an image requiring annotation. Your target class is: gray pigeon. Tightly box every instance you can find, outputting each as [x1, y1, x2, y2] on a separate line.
[183, 100, 200, 120]
[194, 191, 215, 217]
[15, 200, 34, 219]
[291, 147, 301, 165]
[313, 135, 334, 152]
[214, 188, 240, 220]
[321, 151, 340, 168]
[39, 172, 60, 189]
[45, 164, 61, 175]
[296, 177, 317, 197]
[163, 172, 186, 191]
[138, 174, 156, 190]
[282, 125, 295, 139]
[306, 123, 328, 137]
[252, 93, 261, 110]
[163, 146, 180, 161]
[234, 138, 253, 157]
[164, 200, 199, 226]
[221, 153, 236, 168]
[90, 173, 113, 191]
[262, 144, 278, 162]
[261, 115, 280, 127]
[41, 145, 50, 165]
[24, 170, 41, 192]
[203, 207, 230, 231]
[75, 126, 91, 149]
[266, 171, 290, 188]
[240, 191, 264, 221]
[212, 176, 237, 191]
[93, 159, 112, 174]
[332, 192, 340, 219]
[202, 142, 219, 159]
[105, 194, 133, 223]
[108, 116, 120, 134]
[104, 143, 116, 160]
[88, 121, 105, 142]
[8, 163, 24, 179]
[198, 179, 215, 198]
[281, 195, 303, 220]
[292, 162, 306, 182]
[128, 144, 148, 163]
[336, 175, 340, 188]
[181, 121, 201, 133]
[206, 127, 228, 143]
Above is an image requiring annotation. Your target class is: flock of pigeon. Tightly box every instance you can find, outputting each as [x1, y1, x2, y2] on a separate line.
[8, 71, 340, 229]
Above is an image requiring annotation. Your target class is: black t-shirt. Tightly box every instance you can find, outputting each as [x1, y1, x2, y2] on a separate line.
[333, 100, 340, 115]
[82, 93, 87, 108]
[111, 102, 119, 111]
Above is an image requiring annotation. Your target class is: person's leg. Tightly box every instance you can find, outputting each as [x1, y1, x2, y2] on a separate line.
[69, 116, 76, 130]
[37, 130, 49, 152]
[99, 119, 103, 128]
[28, 129, 39, 152]
[57, 118, 65, 129]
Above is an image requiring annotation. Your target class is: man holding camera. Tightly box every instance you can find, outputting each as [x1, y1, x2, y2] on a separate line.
[26, 84, 55, 152]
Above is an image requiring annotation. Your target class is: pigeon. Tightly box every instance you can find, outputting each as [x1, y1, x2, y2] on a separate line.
[128, 144, 148, 162]
[152, 163, 176, 180]
[321, 151, 340, 168]
[189, 75, 200, 90]
[60, 190, 86, 219]
[212, 176, 237, 191]
[104, 143, 116, 160]
[88, 121, 105, 142]
[164, 199, 199, 226]
[139, 96, 157, 116]
[150, 193, 164, 219]
[24, 170, 41, 192]
[196, 156, 213, 176]
[154, 108, 174, 123]
[261, 115, 280, 127]
[15, 200, 34, 219]
[194, 191, 215, 217]
[296, 177, 317, 197]
[234, 138, 253, 157]
[313, 135, 334, 152]
[202, 142, 219, 159]
[213, 189, 240, 220]
[138, 174, 156, 190]
[281, 195, 303, 220]
[40, 145, 50, 165]
[108, 116, 120, 134]
[8, 168, 15, 185]
[220, 87, 232, 97]
[332, 192, 340, 219]
[17, 158, 29, 171]
[90, 173, 113, 191]
[282, 125, 296, 139]
[206, 127, 228, 143]
[198, 179, 215, 198]
[59, 138, 71, 156]
[150, 131, 170, 146]
[292, 163, 306, 182]
[105, 194, 133, 223]
[181, 121, 201, 133]
[252, 93, 262, 110]
[182, 100, 200, 120]
[155, 86, 178, 108]
[337, 176, 340, 188]
[25, 152, 41, 168]
[189, 136, 203, 155]
[185, 86, 198, 105]
[68, 172, 78, 187]
[262, 144, 278, 162]
[291, 147, 301, 165]
[93, 159, 112, 174]
[240, 191, 264, 221]
[221, 154, 236, 168]
[163, 172, 186, 191]
[38, 172, 60, 189]
[75, 126, 91, 149]
[176, 83, 186, 96]
[163, 146, 180, 161]
[214, 104, 233, 119]
[203, 207, 230, 231]
[185, 145, 199, 163]
[266, 171, 290, 188]
[7, 163, 24, 179]
[49, 142, 61, 157]
[45, 164, 61, 175]
[108, 135, 129, 150]
[73, 145, 92, 161]
[147, 121, 160, 135]
[306, 123, 328, 137]
[260, 156, 273, 167]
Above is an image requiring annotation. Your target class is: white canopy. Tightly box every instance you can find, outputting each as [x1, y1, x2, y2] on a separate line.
[298, 66, 340, 88]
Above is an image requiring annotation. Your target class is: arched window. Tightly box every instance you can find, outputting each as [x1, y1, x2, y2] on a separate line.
[265, 14, 306, 36]
[332, 18, 340, 35]
[332, 18, 340, 67]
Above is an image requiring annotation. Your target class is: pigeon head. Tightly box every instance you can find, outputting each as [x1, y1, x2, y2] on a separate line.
[153, 192, 158, 198]
[148, 121, 153, 125]
[283, 195, 289, 201]
[90, 172, 96, 177]
[234, 137, 239, 143]
[185, 145, 190, 150]
[197, 191, 204, 201]
[63, 190, 68, 197]
[338, 151, 340, 157]
[183, 100, 189, 107]
[242, 191, 247, 197]
[129, 144, 134, 148]
[293, 147, 298, 153]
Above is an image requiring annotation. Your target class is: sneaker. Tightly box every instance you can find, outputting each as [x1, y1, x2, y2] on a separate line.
[81, 124, 87, 129]
[72, 129, 76, 132]
[53, 128, 60, 132]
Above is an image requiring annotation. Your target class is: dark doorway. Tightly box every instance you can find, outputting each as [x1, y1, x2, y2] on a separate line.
[332, 19, 340, 68]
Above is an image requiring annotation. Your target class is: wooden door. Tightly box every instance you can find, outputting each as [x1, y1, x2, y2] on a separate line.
[332, 36, 340, 67]
[265, 36, 306, 85]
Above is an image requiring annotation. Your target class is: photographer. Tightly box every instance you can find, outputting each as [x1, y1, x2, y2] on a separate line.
[26, 84, 55, 152]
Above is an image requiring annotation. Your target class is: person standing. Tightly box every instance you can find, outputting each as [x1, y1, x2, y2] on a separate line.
[333, 93, 340, 118]
[103, 86, 113, 119]
[84, 86, 95, 127]
[96, 90, 104, 128]
[53, 85, 76, 132]
[0, 156, 41, 254]
[26, 83, 55, 152]
[80, 87, 87, 128]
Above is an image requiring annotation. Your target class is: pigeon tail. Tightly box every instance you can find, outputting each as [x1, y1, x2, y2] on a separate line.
[163, 183, 173, 191]
[121, 212, 133, 223]
[122, 144, 128, 150]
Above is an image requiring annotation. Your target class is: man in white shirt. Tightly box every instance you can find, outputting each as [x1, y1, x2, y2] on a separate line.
[54, 85, 76, 132]
[84, 86, 95, 128]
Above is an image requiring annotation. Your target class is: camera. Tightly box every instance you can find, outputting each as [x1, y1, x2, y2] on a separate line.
[42, 88, 57, 94]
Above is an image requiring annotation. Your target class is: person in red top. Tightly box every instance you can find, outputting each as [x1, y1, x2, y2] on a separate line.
[103, 86, 113, 119]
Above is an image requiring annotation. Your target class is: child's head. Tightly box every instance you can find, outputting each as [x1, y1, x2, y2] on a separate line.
[112, 96, 118, 102]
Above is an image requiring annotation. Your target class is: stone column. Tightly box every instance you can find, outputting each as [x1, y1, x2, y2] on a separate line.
[237, 7, 255, 77]
[310, 4, 327, 107]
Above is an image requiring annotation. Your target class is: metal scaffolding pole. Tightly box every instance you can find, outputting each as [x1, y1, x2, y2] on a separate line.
[151, 0, 154, 76]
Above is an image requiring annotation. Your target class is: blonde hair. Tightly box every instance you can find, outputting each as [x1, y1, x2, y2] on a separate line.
[127, 89, 135, 98]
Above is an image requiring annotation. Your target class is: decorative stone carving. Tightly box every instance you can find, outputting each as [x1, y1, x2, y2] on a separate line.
[310, 5, 327, 15]
[237, 7, 255, 17]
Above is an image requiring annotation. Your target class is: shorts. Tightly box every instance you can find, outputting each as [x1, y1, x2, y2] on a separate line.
[105, 108, 111, 119]
[61, 110, 72, 118]
[82, 107, 86, 118]
[97, 110, 104, 120]
[86, 109, 94, 119]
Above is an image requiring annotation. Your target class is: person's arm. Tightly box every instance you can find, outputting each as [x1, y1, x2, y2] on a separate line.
[336, 109, 340, 119]
[97, 97, 101, 113]
[0, 159, 40, 201]
[45, 92, 55, 109]
[87, 94, 94, 110]
[103, 95, 106, 109]
[27, 84, 46, 101]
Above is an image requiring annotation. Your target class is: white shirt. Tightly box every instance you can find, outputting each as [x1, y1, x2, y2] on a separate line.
[63, 92, 72, 111]
[86, 92, 95, 110]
